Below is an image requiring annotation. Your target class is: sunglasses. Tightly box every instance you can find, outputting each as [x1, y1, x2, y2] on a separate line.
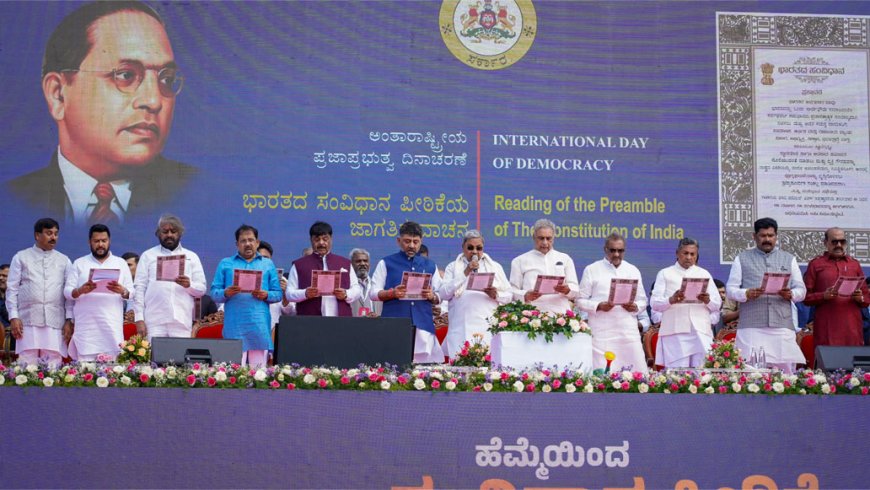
[466, 245, 483, 251]
[607, 248, 625, 254]
[830, 239, 847, 246]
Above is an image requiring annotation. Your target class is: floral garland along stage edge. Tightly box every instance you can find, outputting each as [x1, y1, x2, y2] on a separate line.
[488, 301, 591, 342]
[1, 361, 868, 395]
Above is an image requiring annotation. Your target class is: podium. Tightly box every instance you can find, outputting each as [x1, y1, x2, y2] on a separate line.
[491, 332, 593, 373]
[274, 316, 414, 367]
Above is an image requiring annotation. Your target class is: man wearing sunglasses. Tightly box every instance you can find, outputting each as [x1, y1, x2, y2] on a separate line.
[802, 227, 870, 347]
[8, 1, 196, 227]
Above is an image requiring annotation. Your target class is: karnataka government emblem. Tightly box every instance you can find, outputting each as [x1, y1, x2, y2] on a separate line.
[761, 62, 775, 85]
[440, 0, 537, 70]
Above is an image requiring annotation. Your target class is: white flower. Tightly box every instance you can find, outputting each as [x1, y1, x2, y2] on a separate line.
[254, 370, 267, 382]
[749, 371, 762, 380]
[583, 384, 594, 393]
[813, 374, 826, 384]
[413, 378, 426, 390]
[410, 369, 419, 378]
[513, 380, 524, 392]
[621, 370, 633, 381]
[688, 385, 697, 394]
[638, 383, 649, 393]
[80, 362, 96, 372]
[42, 377, 54, 387]
[483, 382, 493, 392]
[611, 381, 621, 389]
[303, 373, 316, 384]
[96, 377, 109, 388]
[15, 375, 27, 385]
[488, 316, 497, 326]
[530, 319, 542, 329]
[441, 381, 453, 391]
[358, 382, 366, 388]
[112, 365, 124, 374]
[139, 366, 153, 377]
[569, 319, 581, 332]
[282, 367, 294, 376]
[120, 375, 131, 386]
[821, 384, 831, 394]
[799, 389, 807, 395]
[380, 381, 391, 390]
[849, 377, 861, 389]
[565, 383, 577, 393]
[533, 372, 545, 382]
[772, 382, 784, 393]
[731, 382, 742, 393]
[277, 373, 285, 382]
[0, 374, 4, 385]
[656, 375, 667, 384]
[430, 372, 443, 380]
[704, 386, 715, 394]
[700, 374, 712, 384]
[331, 368, 341, 376]
[64, 374, 74, 383]
[215, 371, 227, 382]
[785, 374, 799, 384]
[747, 383, 760, 393]
[166, 366, 177, 379]
[25, 364, 38, 373]
[542, 384, 552, 393]
[664, 389, 671, 394]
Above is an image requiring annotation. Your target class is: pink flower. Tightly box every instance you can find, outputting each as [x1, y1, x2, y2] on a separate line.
[575, 379, 584, 387]
[83, 373, 94, 382]
[287, 383, 296, 390]
[552, 379, 562, 389]
[418, 372, 426, 379]
[484, 354, 491, 362]
[565, 309, 575, 318]
[501, 372, 509, 381]
[397, 375, 408, 385]
[207, 377, 216, 387]
[193, 363, 201, 371]
[186, 374, 196, 386]
[498, 321, 508, 328]
[723, 351, 731, 358]
[763, 383, 772, 391]
[531, 310, 540, 317]
[679, 378, 687, 386]
[864, 373, 870, 382]
[621, 381, 630, 391]
[525, 383, 535, 392]
[472, 386, 481, 392]
[377, 367, 385, 373]
[368, 373, 378, 382]
[460, 348, 469, 356]
[37, 372, 44, 379]
[596, 383, 605, 391]
[270, 380, 280, 389]
[670, 383, 679, 392]
[862, 387, 868, 396]
[67, 369, 77, 375]
[500, 312, 508, 318]
[340, 376, 350, 385]
[520, 317, 529, 324]
[633, 372, 644, 381]
[693, 379, 700, 387]
[784, 380, 792, 388]
[302, 367, 311, 374]
[521, 373, 529, 381]
[806, 378, 817, 387]
[431, 380, 441, 389]
[317, 379, 328, 388]
[556, 318, 566, 326]
[140, 374, 150, 383]
[229, 376, 237, 384]
[231, 363, 240, 370]
[719, 386, 728, 394]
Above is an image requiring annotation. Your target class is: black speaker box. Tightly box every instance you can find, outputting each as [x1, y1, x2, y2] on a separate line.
[151, 337, 243, 365]
[814, 345, 870, 371]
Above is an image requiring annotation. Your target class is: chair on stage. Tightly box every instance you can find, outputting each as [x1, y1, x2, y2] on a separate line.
[642, 324, 662, 371]
[0, 325, 17, 365]
[193, 311, 224, 339]
[796, 324, 814, 369]
[715, 324, 737, 343]
[434, 313, 448, 362]
[122, 309, 137, 340]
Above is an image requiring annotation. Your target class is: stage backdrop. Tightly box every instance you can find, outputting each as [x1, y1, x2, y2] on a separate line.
[1, 1, 869, 283]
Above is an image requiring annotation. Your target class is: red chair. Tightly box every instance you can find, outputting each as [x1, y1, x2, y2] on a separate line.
[642, 325, 663, 371]
[194, 324, 224, 339]
[435, 325, 448, 345]
[123, 323, 137, 341]
[797, 329, 814, 368]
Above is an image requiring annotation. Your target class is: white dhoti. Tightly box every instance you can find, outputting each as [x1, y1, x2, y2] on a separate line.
[16, 325, 67, 358]
[414, 329, 444, 364]
[736, 328, 804, 371]
[655, 331, 713, 368]
[148, 321, 192, 340]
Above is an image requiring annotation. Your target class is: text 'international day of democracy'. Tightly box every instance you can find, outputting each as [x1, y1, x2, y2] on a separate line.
[490, 134, 650, 171]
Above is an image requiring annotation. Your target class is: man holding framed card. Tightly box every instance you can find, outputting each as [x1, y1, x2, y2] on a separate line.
[439, 230, 512, 360]
[803, 227, 870, 347]
[64, 224, 133, 361]
[371, 221, 443, 363]
[577, 233, 648, 372]
[133, 214, 206, 340]
[726, 217, 806, 372]
[509, 218, 579, 315]
[210, 225, 283, 367]
[285, 222, 360, 317]
[650, 238, 720, 368]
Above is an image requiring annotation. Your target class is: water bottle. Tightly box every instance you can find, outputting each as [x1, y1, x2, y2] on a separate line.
[748, 347, 758, 368]
[758, 346, 767, 369]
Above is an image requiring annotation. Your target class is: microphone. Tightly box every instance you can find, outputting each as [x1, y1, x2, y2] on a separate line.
[470, 254, 479, 271]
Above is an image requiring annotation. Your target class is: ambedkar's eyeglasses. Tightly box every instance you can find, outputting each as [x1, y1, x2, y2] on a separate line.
[62, 62, 184, 98]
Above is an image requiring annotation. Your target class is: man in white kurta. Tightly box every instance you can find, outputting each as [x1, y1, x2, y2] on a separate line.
[133, 215, 206, 340]
[577, 234, 648, 372]
[439, 230, 512, 359]
[509, 219, 579, 315]
[64, 225, 134, 361]
[6, 218, 72, 366]
[650, 238, 721, 368]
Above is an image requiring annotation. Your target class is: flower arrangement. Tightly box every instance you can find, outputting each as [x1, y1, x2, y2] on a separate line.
[451, 333, 491, 368]
[704, 340, 745, 370]
[1, 360, 868, 395]
[117, 335, 151, 364]
[488, 301, 590, 342]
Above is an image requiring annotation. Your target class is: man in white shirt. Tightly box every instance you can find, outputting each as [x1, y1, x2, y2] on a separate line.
[577, 233, 648, 372]
[6, 218, 73, 366]
[509, 218, 579, 314]
[64, 224, 134, 360]
[285, 222, 360, 317]
[439, 230, 511, 360]
[349, 248, 382, 317]
[133, 214, 206, 339]
[650, 238, 721, 368]
[726, 217, 806, 373]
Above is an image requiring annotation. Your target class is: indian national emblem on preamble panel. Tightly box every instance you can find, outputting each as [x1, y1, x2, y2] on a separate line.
[440, 0, 537, 70]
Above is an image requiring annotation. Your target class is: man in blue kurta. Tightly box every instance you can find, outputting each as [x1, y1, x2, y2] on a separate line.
[370, 221, 444, 363]
[210, 224, 283, 367]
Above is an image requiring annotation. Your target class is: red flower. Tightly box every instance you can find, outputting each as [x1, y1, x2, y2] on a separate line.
[340, 376, 350, 385]
[270, 380, 280, 389]
[229, 376, 237, 384]
[186, 374, 196, 386]
[317, 379, 328, 388]
[484, 355, 492, 362]
[397, 375, 408, 385]
[723, 351, 731, 358]
[862, 387, 869, 396]
[521, 373, 529, 381]
[670, 383, 680, 392]
[207, 377, 216, 387]
[500, 372, 509, 381]
[37, 372, 44, 379]
[83, 373, 94, 382]
[621, 381, 630, 391]
[806, 378, 817, 387]
[552, 379, 562, 389]
[472, 386, 481, 392]
[525, 383, 535, 392]
[368, 373, 378, 382]
[763, 383, 772, 391]
[575, 379, 584, 387]
[140, 374, 150, 384]
[719, 386, 728, 394]
[431, 380, 441, 389]
[287, 383, 296, 390]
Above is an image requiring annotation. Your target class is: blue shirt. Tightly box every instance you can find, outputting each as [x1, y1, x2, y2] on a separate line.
[210, 253, 282, 351]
